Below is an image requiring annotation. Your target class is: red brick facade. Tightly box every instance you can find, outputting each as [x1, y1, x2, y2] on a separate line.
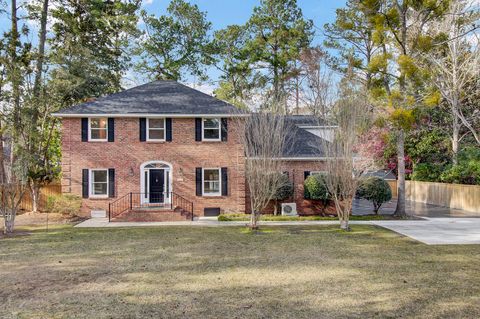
[61, 117, 246, 217]
[245, 161, 327, 215]
[61, 117, 324, 218]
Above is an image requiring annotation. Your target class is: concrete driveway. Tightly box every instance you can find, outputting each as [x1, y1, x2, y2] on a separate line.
[353, 199, 478, 218]
[355, 198, 480, 244]
[373, 218, 480, 245]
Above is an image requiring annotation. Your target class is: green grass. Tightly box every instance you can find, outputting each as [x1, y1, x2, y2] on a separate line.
[217, 213, 399, 221]
[0, 224, 479, 318]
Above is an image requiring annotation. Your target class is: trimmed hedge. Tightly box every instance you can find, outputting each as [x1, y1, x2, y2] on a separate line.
[46, 194, 82, 216]
[304, 174, 329, 202]
[356, 177, 392, 214]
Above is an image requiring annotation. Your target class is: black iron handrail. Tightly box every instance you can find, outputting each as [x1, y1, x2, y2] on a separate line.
[108, 192, 194, 221]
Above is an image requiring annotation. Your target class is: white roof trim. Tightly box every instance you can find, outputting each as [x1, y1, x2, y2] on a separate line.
[52, 113, 249, 118]
[297, 125, 338, 129]
[247, 157, 328, 161]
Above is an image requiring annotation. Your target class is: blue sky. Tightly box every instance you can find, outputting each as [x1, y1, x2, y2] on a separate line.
[142, 0, 345, 31]
[1, 0, 346, 89]
[139, 0, 346, 88]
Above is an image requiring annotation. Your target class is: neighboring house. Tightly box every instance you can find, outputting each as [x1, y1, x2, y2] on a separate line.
[53, 81, 328, 221]
[363, 169, 396, 181]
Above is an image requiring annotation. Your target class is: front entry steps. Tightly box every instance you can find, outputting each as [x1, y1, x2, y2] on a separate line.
[109, 192, 194, 222]
[111, 207, 193, 222]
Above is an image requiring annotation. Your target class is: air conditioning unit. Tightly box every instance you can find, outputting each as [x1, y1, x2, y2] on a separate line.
[281, 203, 298, 216]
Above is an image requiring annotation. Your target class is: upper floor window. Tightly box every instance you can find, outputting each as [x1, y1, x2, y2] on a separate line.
[147, 118, 165, 141]
[89, 118, 108, 141]
[202, 118, 221, 141]
[90, 169, 108, 197]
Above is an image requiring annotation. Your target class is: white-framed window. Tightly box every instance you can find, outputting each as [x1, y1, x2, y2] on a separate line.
[147, 118, 165, 141]
[90, 169, 109, 197]
[202, 168, 221, 196]
[88, 118, 108, 141]
[202, 118, 221, 141]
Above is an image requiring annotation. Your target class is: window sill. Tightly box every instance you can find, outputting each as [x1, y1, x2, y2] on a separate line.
[202, 194, 225, 198]
[146, 140, 166, 143]
[87, 140, 108, 143]
[88, 196, 109, 200]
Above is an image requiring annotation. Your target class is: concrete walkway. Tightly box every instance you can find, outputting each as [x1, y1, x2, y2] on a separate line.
[75, 217, 480, 245]
[75, 217, 371, 228]
[373, 218, 480, 245]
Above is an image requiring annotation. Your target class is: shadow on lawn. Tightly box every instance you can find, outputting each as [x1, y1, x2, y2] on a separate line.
[1, 225, 479, 318]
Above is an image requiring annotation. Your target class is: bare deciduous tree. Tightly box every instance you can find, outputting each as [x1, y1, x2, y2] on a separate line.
[234, 112, 293, 229]
[299, 47, 336, 117]
[1, 183, 27, 234]
[317, 82, 373, 230]
[0, 160, 28, 234]
[424, 0, 480, 163]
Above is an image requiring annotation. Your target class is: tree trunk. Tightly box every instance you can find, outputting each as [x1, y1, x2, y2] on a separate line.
[33, 0, 49, 97]
[334, 196, 351, 231]
[8, 0, 21, 175]
[0, 124, 5, 185]
[452, 115, 460, 165]
[30, 182, 41, 213]
[4, 212, 16, 234]
[10, 0, 21, 133]
[394, 129, 407, 218]
[31, 0, 49, 124]
[249, 197, 259, 229]
[273, 200, 278, 216]
[295, 75, 300, 115]
[395, 7, 408, 218]
[250, 211, 259, 230]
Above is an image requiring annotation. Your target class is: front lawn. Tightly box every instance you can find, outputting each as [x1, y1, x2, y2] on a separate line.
[217, 213, 402, 221]
[1, 224, 479, 318]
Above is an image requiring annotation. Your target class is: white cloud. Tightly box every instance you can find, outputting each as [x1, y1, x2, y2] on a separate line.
[143, 0, 154, 5]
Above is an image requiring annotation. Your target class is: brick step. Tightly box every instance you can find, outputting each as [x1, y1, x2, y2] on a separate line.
[111, 208, 193, 222]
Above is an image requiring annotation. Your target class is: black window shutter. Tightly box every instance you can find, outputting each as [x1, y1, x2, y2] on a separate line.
[108, 168, 115, 198]
[108, 118, 114, 142]
[304, 171, 311, 180]
[195, 118, 202, 141]
[195, 167, 202, 196]
[81, 118, 88, 142]
[221, 167, 228, 196]
[139, 118, 146, 142]
[166, 118, 172, 142]
[221, 118, 228, 142]
[82, 169, 89, 198]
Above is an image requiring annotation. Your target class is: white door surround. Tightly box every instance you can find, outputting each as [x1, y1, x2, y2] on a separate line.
[140, 161, 173, 205]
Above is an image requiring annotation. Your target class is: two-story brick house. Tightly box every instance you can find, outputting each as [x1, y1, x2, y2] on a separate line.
[54, 81, 327, 221]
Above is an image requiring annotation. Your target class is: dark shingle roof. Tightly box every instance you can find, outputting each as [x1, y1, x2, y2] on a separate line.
[363, 170, 397, 180]
[282, 116, 328, 158]
[285, 115, 330, 127]
[54, 80, 240, 116]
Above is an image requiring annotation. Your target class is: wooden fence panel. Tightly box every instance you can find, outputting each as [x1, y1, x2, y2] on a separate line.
[406, 181, 480, 213]
[387, 180, 397, 198]
[19, 184, 62, 212]
[387, 180, 479, 213]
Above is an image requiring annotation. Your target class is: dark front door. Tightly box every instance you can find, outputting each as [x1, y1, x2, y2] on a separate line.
[149, 169, 165, 203]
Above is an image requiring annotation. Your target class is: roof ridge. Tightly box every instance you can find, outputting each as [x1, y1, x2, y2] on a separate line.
[53, 80, 241, 116]
[74, 80, 160, 106]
